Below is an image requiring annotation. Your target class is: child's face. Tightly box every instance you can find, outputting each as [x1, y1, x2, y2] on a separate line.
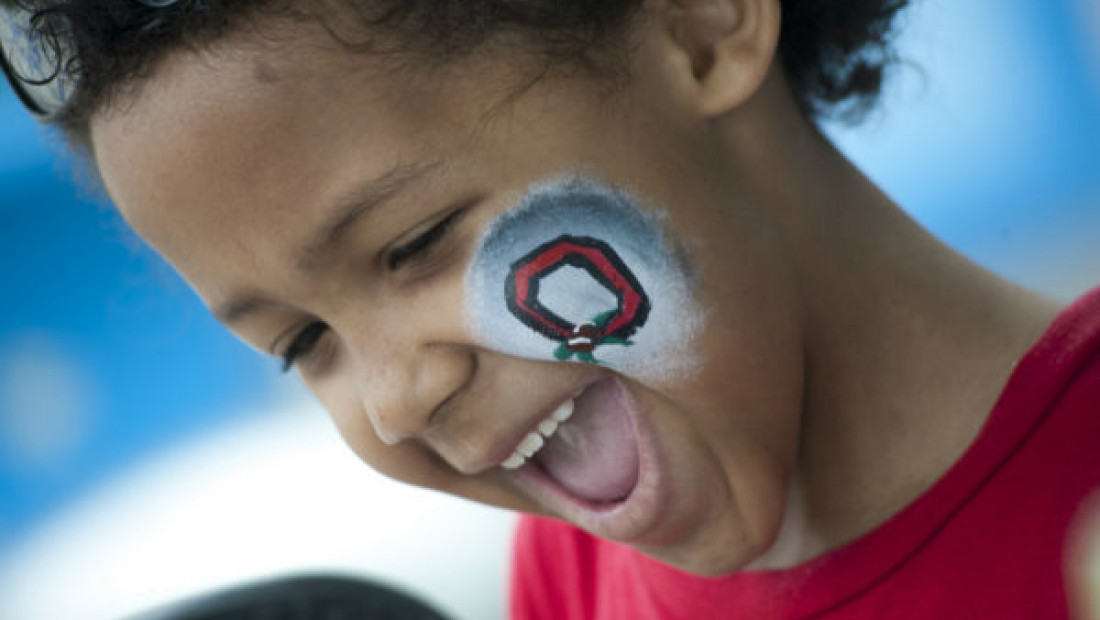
[91, 22, 806, 575]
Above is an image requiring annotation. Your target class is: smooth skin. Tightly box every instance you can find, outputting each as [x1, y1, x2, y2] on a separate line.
[91, 0, 1060, 575]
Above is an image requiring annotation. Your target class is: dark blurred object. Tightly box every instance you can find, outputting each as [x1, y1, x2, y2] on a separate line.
[123, 574, 452, 620]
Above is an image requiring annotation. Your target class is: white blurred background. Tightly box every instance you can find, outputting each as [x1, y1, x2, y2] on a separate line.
[1, 1, 1098, 619]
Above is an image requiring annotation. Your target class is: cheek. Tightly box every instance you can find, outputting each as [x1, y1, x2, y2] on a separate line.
[464, 177, 704, 385]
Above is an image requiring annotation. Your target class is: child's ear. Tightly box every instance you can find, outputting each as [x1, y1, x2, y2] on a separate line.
[659, 0, 781, 118]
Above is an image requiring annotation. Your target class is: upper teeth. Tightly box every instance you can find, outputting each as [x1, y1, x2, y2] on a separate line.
[501, 398, 574, 470]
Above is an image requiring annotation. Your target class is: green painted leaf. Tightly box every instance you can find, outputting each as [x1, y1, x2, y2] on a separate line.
[554, 344, 573, 361]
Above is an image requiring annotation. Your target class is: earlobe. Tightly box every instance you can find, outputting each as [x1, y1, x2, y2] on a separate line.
[664, 0, 781, 118]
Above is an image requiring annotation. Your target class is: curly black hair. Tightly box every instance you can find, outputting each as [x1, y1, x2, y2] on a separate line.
[9, 0, 912, 148]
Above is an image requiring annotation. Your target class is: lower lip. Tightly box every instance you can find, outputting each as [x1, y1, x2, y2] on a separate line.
[512, 377, 667, 543]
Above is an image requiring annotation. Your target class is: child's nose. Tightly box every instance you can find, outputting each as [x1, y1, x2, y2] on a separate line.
[351, 333, 475, 446]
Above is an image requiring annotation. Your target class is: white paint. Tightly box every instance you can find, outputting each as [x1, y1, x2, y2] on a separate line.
[465, 177, 703, 383]
[538, 265, 620, 326]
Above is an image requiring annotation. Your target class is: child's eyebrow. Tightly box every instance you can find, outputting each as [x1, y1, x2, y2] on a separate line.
[295, 158, 445, 273]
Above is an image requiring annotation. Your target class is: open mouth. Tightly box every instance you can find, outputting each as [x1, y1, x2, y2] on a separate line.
[502, 378, 640, 503]
[501, 377, 663, 541]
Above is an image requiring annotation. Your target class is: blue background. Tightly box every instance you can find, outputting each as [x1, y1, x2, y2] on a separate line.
[0, 116, 281, 551]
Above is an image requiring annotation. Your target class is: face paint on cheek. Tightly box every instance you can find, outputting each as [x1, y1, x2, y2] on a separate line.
[465, 177, 704, 383]
[507, 235, 650, 364]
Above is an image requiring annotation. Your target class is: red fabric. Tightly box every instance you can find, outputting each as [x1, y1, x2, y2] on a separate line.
[510, 287, 1100, 620]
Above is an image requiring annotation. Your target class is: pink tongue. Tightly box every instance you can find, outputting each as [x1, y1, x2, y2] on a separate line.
[533, 379, 639, 503]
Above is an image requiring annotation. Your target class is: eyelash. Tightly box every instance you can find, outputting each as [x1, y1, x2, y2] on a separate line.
[386, 207, 464, 270]
[281, 207, 465, 372]
[280, 321, 329, 373]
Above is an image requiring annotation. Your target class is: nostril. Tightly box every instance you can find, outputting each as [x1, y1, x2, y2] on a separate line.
[365, 389, 457, 445]
[374, 425, 403, 446]
[365, 406, 420, 446]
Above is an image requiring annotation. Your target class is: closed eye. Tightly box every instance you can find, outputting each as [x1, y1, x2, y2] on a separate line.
[387, 207, 466, 270]
[279, 321, 329, 372]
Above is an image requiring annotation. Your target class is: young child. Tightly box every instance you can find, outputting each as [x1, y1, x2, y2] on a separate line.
[3, 0, 1097, 618]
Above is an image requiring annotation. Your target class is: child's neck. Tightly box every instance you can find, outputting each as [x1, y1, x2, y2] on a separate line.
[732, 72, 1062, 569]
